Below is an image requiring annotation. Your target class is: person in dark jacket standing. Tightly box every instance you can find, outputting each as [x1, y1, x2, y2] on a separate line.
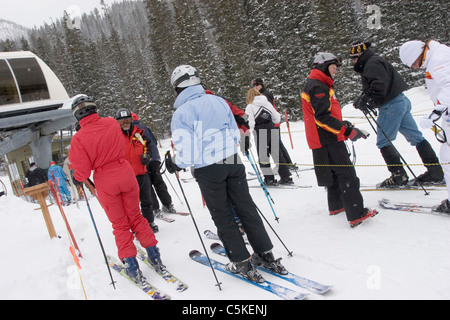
[302, 52, 378, 228]
[131, 113, 177, 216]
[116, 108, 158, 233]
[25, 162, 48, 187]
[351, 41, 443, 188]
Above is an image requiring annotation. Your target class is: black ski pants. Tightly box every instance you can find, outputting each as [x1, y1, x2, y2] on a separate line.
[194, 154, 273, 262]
[317, 142, 364, 221]
[255, 124, 291, 181]
[148, 161, 172, 211]
[136, 174, 154, 223]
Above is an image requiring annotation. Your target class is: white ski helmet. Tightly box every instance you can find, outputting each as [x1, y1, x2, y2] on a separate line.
[399, 40, 425, 67]
[313, 52, 342, 66]
[170, 65, 201, 89]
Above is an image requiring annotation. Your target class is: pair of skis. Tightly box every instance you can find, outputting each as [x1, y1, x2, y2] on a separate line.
[107, 246, 188, 300]
[190, 242, 332, 300]
[378, 198, 450, 216]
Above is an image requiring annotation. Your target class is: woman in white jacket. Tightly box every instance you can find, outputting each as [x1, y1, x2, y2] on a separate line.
[400, 40, 450, 213]
[245, 88, 292, 185]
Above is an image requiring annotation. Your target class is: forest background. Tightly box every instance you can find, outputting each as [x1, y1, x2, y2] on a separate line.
[1, 0, 449, 138]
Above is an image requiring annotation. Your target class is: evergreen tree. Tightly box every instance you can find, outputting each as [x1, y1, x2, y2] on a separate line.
[3, 0, 448, 132]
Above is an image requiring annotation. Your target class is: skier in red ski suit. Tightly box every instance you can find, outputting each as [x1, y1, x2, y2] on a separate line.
[68, 95, 162, 285]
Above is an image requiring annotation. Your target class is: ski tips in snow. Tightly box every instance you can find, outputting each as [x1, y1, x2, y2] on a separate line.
[189, 250, 202, 259]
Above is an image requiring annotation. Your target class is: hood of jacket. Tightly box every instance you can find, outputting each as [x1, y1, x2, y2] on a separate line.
[353, 49, 376, 73]
[308, 68, 334, 88]
[174, 84, 205, 109]
[422, 40, 443, 69]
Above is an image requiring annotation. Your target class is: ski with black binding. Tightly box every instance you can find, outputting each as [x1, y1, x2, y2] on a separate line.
[210, 243, 332, 295]
[189, 250, 308, 300]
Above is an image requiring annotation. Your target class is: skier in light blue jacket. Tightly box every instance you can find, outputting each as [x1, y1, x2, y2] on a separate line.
[166, 65, 287, 283]
[171, 84, 240, 169]
[48, 161, 72, 205]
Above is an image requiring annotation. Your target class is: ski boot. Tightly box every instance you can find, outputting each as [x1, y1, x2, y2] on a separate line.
[226, 258, 265, 283]
[146, 245, 166, 274]
[252, 251, 288, 275]
[434, 199, 450, 214]
[411, 171, 445, 186]
[377, 171, 408, 188]
[279, 177, 294, 185]
[264, 177, 278, 186]
[122, 257, 147, 286]
[150, 221, 159, 233]
[162, 204, 177, 214]
[349, 208, 378, 228]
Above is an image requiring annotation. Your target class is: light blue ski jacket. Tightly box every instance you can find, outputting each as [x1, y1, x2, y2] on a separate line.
[171, 84, 240, 169]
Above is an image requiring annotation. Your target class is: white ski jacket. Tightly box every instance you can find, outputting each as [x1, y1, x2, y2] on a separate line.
[422, 40, 450, 109]
[420, 41, 450, 130]
[245, 95, 281, 132]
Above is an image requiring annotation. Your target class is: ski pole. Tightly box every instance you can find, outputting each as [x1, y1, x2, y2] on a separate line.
[246, 152, 280, 222]
[284, 110, 294, 150]
[165, 151, 222, 290]
[48, 180, 82, 258]
[254, 204, 293, 257]
[363, 110, 429, 195]
[80, 185, 117, 289]
[162, 171, 184, 205]
[160, 157, 184, 205]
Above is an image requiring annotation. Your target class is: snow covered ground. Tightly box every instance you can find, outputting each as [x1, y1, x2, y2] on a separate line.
[0, 86, 449, 302]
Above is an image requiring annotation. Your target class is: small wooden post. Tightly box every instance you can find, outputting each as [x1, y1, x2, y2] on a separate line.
[23, 183, 57, 239]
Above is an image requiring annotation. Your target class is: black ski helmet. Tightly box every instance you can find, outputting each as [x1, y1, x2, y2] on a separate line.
[115, 108, 132, 120]
[71, 94, 97, 121]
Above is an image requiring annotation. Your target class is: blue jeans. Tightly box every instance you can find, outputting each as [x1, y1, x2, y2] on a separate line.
[376, 93, 424, 149]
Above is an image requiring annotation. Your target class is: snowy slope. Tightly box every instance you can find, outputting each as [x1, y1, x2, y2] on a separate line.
[0, 86, 449, 301]
[0, 19, 28, 41]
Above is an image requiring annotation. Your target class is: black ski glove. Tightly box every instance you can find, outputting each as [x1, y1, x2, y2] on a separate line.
[354, 93, 376, 113]
[164, 151, 183, 174]
[240, 135, 251, 155]
[141, 152, 151, 165]
[72, 176, 84, 188]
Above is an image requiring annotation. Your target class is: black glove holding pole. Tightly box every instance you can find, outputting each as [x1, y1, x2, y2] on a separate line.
[164, 151, 183, 174]
[353, 93, 377, 115]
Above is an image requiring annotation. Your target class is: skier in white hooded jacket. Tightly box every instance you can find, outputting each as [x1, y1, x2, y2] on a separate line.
[400, 39, 450, 213]
[245, 88, 292, 185]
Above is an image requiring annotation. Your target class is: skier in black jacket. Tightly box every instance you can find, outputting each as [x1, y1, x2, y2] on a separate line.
[351, 41, 443, 188]
[25, 162, 48, 187]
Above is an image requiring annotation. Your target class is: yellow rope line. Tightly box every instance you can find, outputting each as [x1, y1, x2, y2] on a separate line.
[244, 159, 450, 168]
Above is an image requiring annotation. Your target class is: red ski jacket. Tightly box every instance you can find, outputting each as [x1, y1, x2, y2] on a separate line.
[301, 69, 347, 150]
[69, 114, 126, 182]
[122, 125, 148, 176]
